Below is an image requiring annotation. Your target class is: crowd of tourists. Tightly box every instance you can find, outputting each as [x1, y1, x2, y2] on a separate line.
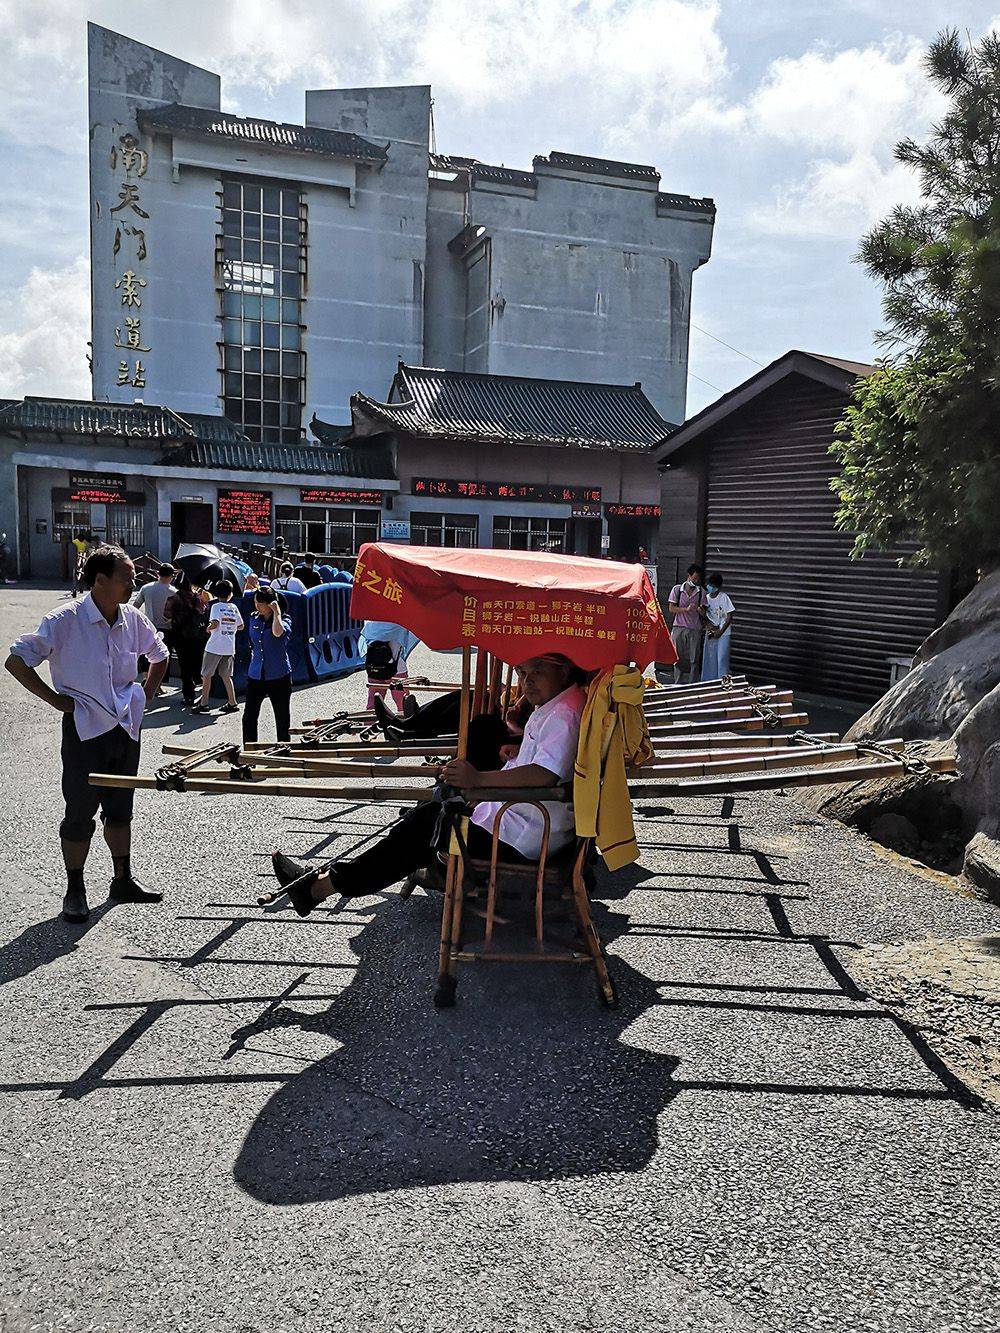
[3, 541, 732, 923]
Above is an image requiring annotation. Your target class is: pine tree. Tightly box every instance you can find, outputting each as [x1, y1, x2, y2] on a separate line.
[831, 29, 1000, 570]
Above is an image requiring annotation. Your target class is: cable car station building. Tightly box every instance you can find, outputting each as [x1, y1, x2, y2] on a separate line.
[0, 23, 714, 578]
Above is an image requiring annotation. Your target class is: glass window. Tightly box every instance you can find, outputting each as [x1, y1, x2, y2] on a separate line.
[274, 506, 380, 557]
[411, 511, 479, 548]
[107, 504, 145, 550]
[492, 515, 567, 553]
[220, 177, 304, 443]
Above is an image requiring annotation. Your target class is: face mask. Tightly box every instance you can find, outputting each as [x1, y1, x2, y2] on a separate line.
[706, 585, 719, 596]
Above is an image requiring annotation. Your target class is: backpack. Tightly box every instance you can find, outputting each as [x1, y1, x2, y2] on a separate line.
[365, 639, 399, 682]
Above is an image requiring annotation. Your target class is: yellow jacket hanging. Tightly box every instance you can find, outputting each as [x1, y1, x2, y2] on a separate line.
[573, 665, 653, 871]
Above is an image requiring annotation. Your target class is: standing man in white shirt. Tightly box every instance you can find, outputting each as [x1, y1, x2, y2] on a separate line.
[5, 545, 169, 922]
[267, 654, 586, 915]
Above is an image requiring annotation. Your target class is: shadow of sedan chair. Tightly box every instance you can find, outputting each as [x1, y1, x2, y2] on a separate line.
[233, 880, 679, 1206]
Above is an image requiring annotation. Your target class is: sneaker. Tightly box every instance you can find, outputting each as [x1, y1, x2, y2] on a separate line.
[190, 701, 209, 713]
[222, 702, 239, 714]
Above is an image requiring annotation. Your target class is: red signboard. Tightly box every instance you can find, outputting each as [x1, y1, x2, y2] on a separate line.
[68, 471, 128, 505]
[218, 488, 273, 535]
[299, 487, 383, 506]
[351, 542, 676, 670]
[605, 502, 661, 518]
[413, 478, 602, 503]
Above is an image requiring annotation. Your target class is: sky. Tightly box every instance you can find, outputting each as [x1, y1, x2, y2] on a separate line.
[0, 0, 994, 417]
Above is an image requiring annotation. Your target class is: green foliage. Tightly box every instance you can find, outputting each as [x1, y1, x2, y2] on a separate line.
[832, 29, 1000, 569]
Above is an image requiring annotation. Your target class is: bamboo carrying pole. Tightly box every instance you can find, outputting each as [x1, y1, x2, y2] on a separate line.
[89, 753, 956, 802]
[437, 646, 473, 1004]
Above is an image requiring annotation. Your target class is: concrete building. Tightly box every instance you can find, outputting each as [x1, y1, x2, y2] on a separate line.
[87, 22, 714, 434]
[0, 23, 718, 579]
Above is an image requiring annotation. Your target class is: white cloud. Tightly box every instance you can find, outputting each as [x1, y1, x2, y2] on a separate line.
[738, 36, 948, 237]
[0, 255, 90, 398]
[752, 151, 925, 239]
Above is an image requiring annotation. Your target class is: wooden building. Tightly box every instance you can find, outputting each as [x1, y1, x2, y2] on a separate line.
[656, 351, 950, 703]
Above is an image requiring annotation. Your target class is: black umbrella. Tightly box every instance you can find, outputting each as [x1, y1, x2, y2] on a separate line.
[172, 543, 249, 593]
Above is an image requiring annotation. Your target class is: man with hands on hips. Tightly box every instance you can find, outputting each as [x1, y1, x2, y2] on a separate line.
[5, 545, 169, 922]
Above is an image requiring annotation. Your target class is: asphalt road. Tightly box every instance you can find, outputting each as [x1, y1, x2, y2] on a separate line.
[1, 584, 998, 1333]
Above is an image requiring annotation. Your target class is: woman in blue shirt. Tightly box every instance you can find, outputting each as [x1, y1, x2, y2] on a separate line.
[242, 587, 293, 743]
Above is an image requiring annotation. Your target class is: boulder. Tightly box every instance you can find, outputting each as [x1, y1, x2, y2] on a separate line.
[963, 833, 1000, 905]
[798, 569, 1000, 888]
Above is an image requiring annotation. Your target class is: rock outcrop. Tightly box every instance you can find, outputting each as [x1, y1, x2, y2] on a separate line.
[798, 569, 1000, 900]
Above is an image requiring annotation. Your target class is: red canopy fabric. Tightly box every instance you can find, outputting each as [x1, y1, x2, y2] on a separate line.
[351, 543, 677, 670]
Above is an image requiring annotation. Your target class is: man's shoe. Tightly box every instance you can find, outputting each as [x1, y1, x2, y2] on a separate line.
[284, 869, 321, 918]
[401, 694, 419, 720]
[371, 693, 396, 732]
[62, 888, 90, 922]
[222, 702, 239, 714]
[272, 850, 310, 887]
[190, 701, 209, 713]
[109, 877, 163, 904]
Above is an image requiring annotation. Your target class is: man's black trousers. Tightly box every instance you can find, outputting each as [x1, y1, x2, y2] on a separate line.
[60, 715, 140, 842]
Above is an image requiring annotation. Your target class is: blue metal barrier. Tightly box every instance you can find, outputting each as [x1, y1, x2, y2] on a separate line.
[231, 581, 362, 694]
[302, 582, 364, 679]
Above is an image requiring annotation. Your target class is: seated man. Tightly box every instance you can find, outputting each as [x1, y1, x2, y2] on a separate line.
[271, 654, 587, 916]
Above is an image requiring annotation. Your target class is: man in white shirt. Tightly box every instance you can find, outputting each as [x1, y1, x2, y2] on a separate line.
[268, 655, 587, 915]
[5, 545, 169, 922]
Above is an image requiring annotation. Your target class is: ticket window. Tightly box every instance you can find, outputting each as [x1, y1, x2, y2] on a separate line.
[493, 515, 568, 553]
[52, 491, 146, 553]
[275, 505, 380, 556]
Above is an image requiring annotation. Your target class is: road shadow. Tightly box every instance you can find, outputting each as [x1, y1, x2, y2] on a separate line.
[0, 903, 114, 990]
[233, 886, 680, 1205]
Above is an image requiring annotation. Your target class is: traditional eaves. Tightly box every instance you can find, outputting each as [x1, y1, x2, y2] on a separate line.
[0, 398, 196, 441]
[340, 364, 675, 452]
[137, 103, 388, 165]
[169, 439, 396, 479]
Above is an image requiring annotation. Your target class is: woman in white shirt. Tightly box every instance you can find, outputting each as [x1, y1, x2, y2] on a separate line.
[701, 572, 735, 680]
[272, 562, 307, 595]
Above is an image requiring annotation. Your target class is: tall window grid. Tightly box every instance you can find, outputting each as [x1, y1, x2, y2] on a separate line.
[493, 515, 568, 553]
[410, 512, 479, 548]
[220, 179, 304, 444]
[275, 505, 380, 556]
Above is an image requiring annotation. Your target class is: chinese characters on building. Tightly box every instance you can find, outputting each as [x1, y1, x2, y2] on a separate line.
[108, 132, 151, 390]
[412, 479, 602, 504]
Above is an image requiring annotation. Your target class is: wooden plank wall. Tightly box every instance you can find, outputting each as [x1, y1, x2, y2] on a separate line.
[699, 374, 946, 702]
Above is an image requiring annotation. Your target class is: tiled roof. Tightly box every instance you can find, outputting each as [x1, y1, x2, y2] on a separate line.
[170, 439, 396, 479]
[536, 150, 660, 184]
[181, 413, 252, 444]
[344, 364, 675, 452]
[656, 191, 716, 216]
[472, 162, 537, 189]
[0, 397, 195, 440]
[308, 417, 355, 446]
[137, 103, 388, 164]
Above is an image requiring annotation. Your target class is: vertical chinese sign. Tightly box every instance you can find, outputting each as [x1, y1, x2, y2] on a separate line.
[109, 132, 151, 393]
